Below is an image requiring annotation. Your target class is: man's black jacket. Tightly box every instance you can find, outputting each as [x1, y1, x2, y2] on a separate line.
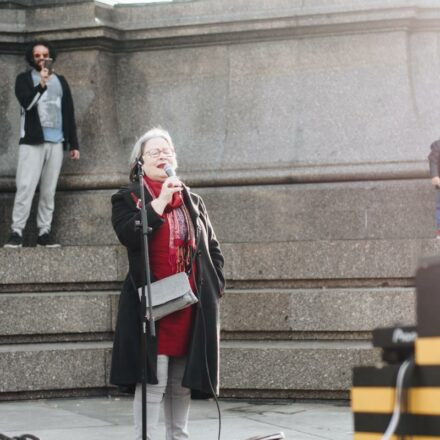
[15, 70, 79, 151]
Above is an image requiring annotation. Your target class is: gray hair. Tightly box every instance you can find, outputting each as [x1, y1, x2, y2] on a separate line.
[129, 127, 175, 180]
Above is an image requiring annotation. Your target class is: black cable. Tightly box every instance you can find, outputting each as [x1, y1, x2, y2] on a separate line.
[197, 278, 222, 440]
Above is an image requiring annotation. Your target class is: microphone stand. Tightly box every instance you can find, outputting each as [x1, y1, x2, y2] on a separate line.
[136, 161, 156, 440]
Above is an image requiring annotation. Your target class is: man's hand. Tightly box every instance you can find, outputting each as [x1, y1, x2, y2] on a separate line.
[432, 176, 440, 188]
[69, 149, 80, 160]
[39, 67, 50, 87]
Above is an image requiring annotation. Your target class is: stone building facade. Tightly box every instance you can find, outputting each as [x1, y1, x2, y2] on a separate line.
[0, 0, 438, 399]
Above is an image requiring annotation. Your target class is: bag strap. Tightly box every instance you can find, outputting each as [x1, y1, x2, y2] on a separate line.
[129, 225, 201, 290]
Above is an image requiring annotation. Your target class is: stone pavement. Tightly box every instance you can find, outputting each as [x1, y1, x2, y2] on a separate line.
[0, 396, 353, 440]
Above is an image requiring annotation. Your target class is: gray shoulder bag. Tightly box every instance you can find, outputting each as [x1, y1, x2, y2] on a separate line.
[138, 271, 198, 320]
[137, 232, 200, 320]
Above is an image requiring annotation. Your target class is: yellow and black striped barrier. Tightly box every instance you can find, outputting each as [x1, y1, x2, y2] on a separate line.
[351, 257, 440, 439]
[352, 365, 440, 438]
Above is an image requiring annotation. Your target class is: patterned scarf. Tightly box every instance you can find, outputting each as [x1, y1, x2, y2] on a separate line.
[142, 175, 196, 273]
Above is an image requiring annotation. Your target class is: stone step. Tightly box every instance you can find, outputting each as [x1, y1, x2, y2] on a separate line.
[225, 239, 440, 281]
[0, 287, 414, 339]
[0, 340, 377, 399]
[0, 246, 126, 285]
[1, 240, 439, 286]
[0, 190, 117, 248]
[221, 287, 415, 334]
[220, 340, 379, 398]
[0, 285, 395, 399]
[0, 291, 117, 338]
[204, 179, 436, 243]
[0, 341, 112, 395]
[0, 179, 436, 247]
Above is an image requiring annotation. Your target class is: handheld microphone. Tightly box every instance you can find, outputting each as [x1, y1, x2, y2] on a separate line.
[164, 164, 176, 177]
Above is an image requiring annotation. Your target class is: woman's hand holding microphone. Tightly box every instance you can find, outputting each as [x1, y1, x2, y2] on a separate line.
[151, 175, 183, 215]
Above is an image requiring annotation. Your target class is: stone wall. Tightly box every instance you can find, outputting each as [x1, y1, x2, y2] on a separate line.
[1, 0, 439, 399]
[1, 0, 438, 189]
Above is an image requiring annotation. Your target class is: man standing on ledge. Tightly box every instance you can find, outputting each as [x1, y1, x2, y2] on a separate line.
[4, 40, 80, 248]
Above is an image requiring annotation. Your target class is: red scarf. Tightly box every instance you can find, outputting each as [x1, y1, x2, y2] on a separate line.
[143, 175, 183, 211]
[143, 175, 196, 272]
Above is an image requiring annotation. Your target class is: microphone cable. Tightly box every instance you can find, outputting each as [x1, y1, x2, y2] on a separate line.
[381, 356, 414, 440]
[196, 278, 222, 440]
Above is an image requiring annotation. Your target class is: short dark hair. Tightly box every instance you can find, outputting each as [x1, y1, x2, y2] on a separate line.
[25, 40, 57, 66]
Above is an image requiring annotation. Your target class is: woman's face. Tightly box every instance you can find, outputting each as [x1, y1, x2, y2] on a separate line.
[141, 137, 177, 182]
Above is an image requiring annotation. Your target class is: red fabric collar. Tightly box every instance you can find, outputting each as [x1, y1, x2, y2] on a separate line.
[143, 175, 183, 212]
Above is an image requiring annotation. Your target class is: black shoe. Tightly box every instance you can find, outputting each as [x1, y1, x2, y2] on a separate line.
[4, 231, 23, 248]
[37, 233, 60, 248]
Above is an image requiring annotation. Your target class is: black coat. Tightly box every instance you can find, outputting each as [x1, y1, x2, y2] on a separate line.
[15, 70, 79, 151]
[110, 181, 225, 397]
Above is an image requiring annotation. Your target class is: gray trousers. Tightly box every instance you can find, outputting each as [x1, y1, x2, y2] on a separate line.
[11, 142, 63, 235]
[134, 355, 191, 440]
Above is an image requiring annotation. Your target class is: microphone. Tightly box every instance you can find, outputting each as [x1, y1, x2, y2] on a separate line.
[164, 164, 176, 177]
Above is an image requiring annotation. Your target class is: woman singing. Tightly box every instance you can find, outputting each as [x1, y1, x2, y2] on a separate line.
[110, 127, 225, 440]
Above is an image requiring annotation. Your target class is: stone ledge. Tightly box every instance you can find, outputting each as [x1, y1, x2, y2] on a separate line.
[1, 239, 440, 285]
[221, 287, 415, 332]
[0, 162, 430, 191]
[220, 340, 379, 391]
[1, 180, 434, 248]
[0, 341, 111, 393]
[0, 291, 118, 336]
[225, 239, 440, 281]
[0, 287, 414, 339]
[0, 190, 117, 247]
[203, 179, 435, 243]
[0, 340, 378, 395]
[3, 1, 440, 47]
[0, 246, 127, 284]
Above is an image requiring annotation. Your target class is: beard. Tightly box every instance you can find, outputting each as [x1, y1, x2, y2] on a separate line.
[32, 60, 43, 71]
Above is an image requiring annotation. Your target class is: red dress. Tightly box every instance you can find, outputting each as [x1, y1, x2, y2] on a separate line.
[145, 176, 196, 357]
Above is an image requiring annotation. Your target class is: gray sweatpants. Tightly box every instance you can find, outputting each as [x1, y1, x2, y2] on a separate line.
[11, 142, 64, 235]
[133, 355, 191, 440]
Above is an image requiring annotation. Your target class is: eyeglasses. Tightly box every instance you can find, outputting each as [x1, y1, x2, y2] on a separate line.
[144, 148, 175, 158]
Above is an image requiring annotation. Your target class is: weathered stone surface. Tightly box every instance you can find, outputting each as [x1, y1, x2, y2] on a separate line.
[1, 0, 438, 401]
[0, 342, 111, 393]
[1, 2, 440, 188]
[0, 246, 122, 284]
[0, 179, 436, 247]
[0, 292, 118, 336]
[224, 239, 440, 281]
[201, 179, 436, 243]
[0, 190, 117, 247]
[0, 54, 21, 163]
[111, 294, 119, 332]
[220, 341, 379, 391]
[1, 287, 413, 338]
[1, 239, 440, 285]
[0, 340, 377, 395]
[221, 288, 415, 332]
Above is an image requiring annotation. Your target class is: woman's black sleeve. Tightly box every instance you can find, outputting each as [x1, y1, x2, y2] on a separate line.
[111, 188, 164, 251]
